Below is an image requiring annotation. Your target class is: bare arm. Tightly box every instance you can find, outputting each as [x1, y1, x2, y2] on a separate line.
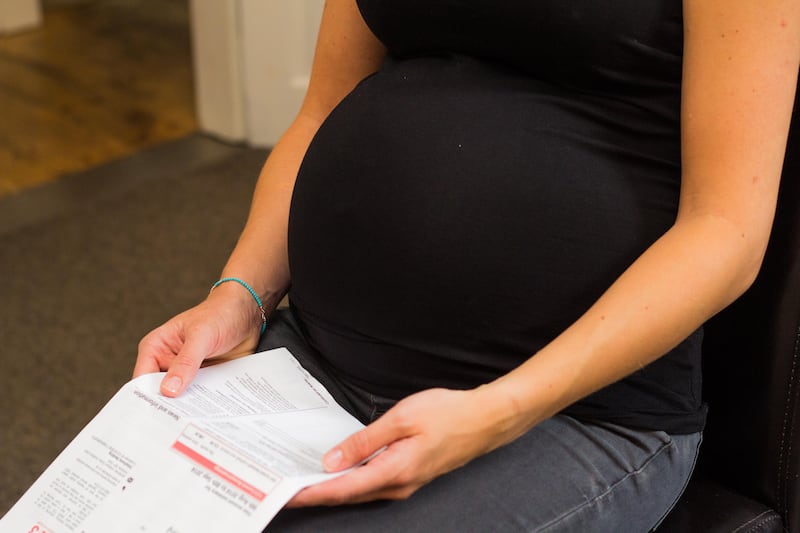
[483, 0, 800, 441]
[220, 0, 386, 309]
[293, 0, 800, 505]
[133, 0, 385, 395]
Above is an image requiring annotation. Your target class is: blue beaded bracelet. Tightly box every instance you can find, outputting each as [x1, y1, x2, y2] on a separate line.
[210, 277, 267, 334]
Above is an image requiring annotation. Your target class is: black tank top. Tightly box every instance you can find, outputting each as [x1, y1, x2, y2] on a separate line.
[287, 0, 706, 433]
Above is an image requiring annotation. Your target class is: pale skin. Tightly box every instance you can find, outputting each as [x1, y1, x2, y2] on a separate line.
[134, 0, 800, 509]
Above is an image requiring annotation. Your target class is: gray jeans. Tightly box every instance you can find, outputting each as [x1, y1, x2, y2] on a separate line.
[258, 309, 701, 532]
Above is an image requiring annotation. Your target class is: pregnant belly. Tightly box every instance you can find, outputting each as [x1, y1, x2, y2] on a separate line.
[287, 55, 680, 393]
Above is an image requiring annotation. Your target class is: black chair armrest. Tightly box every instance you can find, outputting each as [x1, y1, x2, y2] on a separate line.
[658, 473, 783, 533]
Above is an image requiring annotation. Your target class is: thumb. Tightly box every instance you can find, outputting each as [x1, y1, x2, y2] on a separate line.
[322, 415, 402, 472]
[160, 328, 216, 397]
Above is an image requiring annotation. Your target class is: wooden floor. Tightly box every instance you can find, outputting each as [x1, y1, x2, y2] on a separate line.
[0, 0, 196, 198]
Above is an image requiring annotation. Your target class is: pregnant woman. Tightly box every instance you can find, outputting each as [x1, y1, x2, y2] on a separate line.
[134, 1, 799, 530]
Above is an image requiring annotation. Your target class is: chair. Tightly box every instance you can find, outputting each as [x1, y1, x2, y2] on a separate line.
[659, 85, 800, 531]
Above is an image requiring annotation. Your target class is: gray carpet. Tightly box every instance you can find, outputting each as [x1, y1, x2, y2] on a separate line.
[0, 135, 269, 515]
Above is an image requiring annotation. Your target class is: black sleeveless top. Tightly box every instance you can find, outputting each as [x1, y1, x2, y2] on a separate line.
[287, 0, 707, 433]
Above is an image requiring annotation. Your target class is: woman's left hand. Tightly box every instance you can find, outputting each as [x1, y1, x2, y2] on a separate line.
[287, 386, 520, 506]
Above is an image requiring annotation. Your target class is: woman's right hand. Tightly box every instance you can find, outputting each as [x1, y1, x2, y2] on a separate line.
[131, 0, 385, 399]
[132, 283, 264, 397]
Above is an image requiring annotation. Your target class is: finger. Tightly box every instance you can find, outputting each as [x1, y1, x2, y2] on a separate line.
[133, 332, 174, 378]
[132, 353, 162, 378]
[290, 442, 417, 506]
[323, 412, 410, 472]
[159, 328, 217, 397]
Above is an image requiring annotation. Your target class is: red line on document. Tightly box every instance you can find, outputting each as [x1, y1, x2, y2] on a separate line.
[171, 440, 267, 501]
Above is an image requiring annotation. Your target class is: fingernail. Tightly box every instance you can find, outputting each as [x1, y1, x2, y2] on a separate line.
[323, 449, 342, 471]
[163, 376, 182, 395]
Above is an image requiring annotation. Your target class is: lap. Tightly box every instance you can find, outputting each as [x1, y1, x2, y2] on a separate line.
[258, 309, 701, 532]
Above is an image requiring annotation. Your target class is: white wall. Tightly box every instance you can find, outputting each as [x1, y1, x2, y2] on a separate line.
[190, 0, 324, 147]
[189, 0, 245, 142]
[0, 0, 41, 34]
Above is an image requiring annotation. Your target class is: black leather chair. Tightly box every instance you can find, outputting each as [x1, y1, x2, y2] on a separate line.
[659, 85, 800, 532]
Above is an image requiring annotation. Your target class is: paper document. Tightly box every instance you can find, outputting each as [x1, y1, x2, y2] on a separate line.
[1, 348, 365, 533]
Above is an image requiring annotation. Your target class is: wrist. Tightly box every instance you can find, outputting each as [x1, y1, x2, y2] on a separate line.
[207, 278, 267, 334]
[470, 372, 554, 450]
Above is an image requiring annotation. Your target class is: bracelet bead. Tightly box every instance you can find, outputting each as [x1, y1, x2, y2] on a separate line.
[210, 277, 267, 334]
